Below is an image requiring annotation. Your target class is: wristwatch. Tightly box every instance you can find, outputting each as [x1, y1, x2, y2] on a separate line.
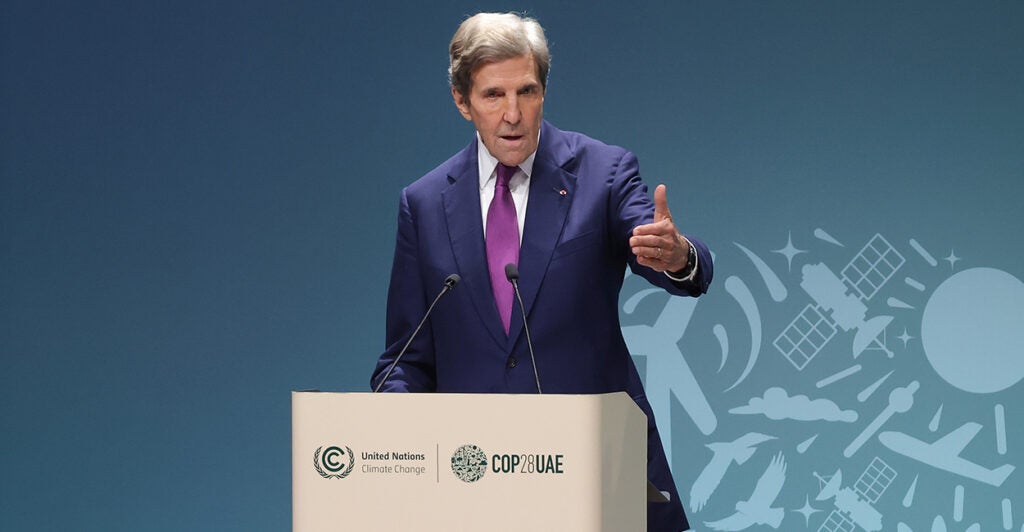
[666, 241, 698, 282]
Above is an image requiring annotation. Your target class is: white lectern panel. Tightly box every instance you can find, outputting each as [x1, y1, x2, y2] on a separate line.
[292, 392, 647, 531]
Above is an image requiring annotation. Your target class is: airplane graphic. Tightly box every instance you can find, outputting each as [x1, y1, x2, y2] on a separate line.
[878, 422, 1015, 487]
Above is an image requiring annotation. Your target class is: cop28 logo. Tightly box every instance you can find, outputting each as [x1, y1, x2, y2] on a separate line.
[314, 445, 354, 479]
[451, 444, 488, 483]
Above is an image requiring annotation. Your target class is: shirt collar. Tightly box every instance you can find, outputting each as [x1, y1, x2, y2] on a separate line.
[476, 131, 539, 191]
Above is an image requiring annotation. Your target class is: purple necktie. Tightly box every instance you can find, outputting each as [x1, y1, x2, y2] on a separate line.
[486, 163, 520, 334]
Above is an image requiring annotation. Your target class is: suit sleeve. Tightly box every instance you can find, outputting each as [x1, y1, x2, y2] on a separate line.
[369, 188, 438, 392]
[609, 150, 713, 297]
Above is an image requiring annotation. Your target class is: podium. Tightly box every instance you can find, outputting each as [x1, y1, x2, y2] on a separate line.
[292, 391, 648, 531]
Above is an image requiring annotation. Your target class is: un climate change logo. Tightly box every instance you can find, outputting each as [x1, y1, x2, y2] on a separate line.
[314, 445, 354, 479]
[451, 444, 488, 483]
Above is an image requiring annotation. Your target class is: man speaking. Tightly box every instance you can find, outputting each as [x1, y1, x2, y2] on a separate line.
[371, 12, 713, 531]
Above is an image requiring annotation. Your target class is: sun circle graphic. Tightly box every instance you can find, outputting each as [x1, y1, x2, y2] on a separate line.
[921, 267, 1024, 394]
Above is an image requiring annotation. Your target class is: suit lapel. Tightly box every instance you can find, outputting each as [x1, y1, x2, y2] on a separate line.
[444, 124, 578, 352]
[442, 142, 510, 348]
[507, 123, 577, 350]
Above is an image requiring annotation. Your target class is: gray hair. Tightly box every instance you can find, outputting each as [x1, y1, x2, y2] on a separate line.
[448, 12, 551, 98]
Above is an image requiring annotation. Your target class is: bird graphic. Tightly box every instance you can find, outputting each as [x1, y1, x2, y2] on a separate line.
[690, 432, 776, 512]
[704, 452, 788, 531]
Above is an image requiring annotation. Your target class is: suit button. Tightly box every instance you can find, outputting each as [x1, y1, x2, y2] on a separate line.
[507, 357, 518, 369]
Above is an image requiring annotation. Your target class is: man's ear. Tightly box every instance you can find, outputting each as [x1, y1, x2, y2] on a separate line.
[452, 87, 473, 121]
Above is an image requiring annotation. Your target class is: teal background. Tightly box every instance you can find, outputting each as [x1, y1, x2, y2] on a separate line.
[2, 1, 1021, 530]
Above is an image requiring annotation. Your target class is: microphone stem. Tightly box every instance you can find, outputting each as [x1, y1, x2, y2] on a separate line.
[374, 283, 452, 393]
[512, 279, 542, 394]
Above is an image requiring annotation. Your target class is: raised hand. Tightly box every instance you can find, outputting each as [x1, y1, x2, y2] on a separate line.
[630, 184, 691, 273]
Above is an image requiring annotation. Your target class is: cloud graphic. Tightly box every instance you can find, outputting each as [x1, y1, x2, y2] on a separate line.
[729, 387, 858, 423]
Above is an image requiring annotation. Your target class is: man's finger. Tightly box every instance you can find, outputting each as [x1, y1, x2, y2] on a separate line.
[653, 184, 671, 222]
[630, 233, 670, 248]
[632, 218, 674, 236]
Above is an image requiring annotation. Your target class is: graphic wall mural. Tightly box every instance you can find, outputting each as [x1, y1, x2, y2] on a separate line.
[624, 230, 1021, 530]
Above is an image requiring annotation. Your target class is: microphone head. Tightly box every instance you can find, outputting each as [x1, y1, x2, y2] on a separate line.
[504, 263, 519, 281]
[444, 274, 461, 288]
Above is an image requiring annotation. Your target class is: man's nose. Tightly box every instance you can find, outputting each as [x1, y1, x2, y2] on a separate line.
[502, 95, 521, 124]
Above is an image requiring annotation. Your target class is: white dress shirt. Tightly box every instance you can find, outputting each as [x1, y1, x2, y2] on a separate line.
[476, 133, 535, 245]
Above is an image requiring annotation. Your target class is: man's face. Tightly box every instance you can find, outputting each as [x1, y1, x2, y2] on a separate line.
[453, 54, 544, 167]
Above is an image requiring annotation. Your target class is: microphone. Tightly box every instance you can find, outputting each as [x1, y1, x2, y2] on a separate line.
[505, 263, 541, 394]
[373, 273, 461, 393]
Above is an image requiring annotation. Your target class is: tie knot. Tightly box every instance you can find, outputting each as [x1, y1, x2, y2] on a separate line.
[496, 163, 517, 187]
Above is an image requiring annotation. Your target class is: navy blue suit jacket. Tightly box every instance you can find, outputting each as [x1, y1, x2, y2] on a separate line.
[372, 121, 712, 531]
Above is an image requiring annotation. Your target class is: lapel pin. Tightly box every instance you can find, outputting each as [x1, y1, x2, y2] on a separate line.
[558, 189, 567, 196]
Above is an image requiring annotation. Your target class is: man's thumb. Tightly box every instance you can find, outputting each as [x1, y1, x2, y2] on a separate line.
[654, 184, 671, 221]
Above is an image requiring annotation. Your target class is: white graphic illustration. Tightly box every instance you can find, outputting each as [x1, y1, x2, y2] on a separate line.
[722, 276, 762, 392]
[730, 387, 857, 423]
[774, 234, 904, 370]
[814, 228, 844, 247]
[738, 243, 788, 301]
[954, 484, 964, 522]
[897, 327, 915, 346]
[921, 267, 1024, 394]
[816, 364, 862, 388]
[908, 238, 937, 267]
[713, 323, 729, 372]
[995, 404, 1007, 455]
[690, 432, 775, 512]
[844, 380, 918, 457]
[856, 370, 893, 402]
[896, 515, 982, 532]
[622, 291, 717, 465]
[793, 495, 822, 525]
[797, 434, 818, 454]
[902, 474, 919, 507]
[814, 457, 897, 532]
[704, 452, 788, 531]
[929, 405, 944, 432]
[771, 231, 807, 272]
[879, 422, 1015, 487]
[622, 229, 1022, 528]
[943, 250, 961, 269]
